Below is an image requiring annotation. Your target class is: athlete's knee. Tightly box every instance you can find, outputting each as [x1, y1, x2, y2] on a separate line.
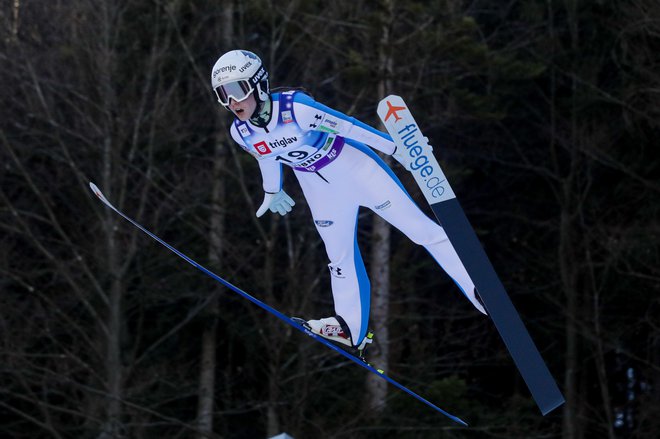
[407, 223, 449, 246]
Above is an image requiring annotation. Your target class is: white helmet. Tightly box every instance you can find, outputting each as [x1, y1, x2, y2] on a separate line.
[210, 50, 269, 107]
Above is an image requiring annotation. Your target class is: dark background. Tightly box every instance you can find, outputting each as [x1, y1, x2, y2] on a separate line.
[1, 1, 658, 438]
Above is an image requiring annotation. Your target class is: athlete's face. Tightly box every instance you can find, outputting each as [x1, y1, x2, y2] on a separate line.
[228, 93, 257, 121]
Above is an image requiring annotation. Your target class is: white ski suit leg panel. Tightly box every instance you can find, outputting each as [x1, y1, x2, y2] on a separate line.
[313, 205, 369, 346]
[295, 161, 370, 346]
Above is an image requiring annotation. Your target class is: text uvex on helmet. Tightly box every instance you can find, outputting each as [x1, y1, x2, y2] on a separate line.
[210, 50, 269, 106]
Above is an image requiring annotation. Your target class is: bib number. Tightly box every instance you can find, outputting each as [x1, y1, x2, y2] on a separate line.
[274, 145, 325, 167]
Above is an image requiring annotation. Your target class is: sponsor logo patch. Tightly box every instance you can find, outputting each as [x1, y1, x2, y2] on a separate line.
[250, 66, 267, 85]
[315, 220, 334, 227]
[282, 111, 293, 124]
[318, 125, 339, 134]
[321, 115, 340, 131]
[328, 264, 345, 278]
[238, 124, 250, 137]
[322, 136, 334, 150]
[309, 114, 323, 129]
[253, 141, 272, 155]
[268, 136, 297, 148]
[375, 200, 391, 210]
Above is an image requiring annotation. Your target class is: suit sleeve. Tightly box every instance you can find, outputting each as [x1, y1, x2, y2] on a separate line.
[229, 123, 283, 194]
[292, 93, 396, 155]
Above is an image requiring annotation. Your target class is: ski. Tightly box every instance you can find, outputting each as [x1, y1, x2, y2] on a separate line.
[88, 182, 468, 427]
[377, 96, 565, 415]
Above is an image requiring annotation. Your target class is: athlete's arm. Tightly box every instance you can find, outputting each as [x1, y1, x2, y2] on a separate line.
[292, 93, 396, 155]
[230, 123, 283, 193]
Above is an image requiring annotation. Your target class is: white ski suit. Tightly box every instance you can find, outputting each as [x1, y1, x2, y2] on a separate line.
[229, 91, 483, 346]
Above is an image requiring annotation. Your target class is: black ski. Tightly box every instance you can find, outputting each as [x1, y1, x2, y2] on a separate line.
[377, 95, 565, 415]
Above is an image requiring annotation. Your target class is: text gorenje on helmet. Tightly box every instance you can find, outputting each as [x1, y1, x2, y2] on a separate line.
[212, 64, 236, 79]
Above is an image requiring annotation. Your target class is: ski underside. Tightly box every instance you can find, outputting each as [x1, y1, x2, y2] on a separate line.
[377, 95, 565, 416]
[89, 183, 469, 426]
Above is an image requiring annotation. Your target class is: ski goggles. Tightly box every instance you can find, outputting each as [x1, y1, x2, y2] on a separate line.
[214, 80, 254, 106]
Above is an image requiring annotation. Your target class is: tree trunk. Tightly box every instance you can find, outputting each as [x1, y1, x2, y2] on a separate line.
[560, 204, 579, 439]
[592, 283, 616, 439]
[196, 136, 226, 438]
[367, 215, 391, 414]
[98, 1, 123, 436]
[197, 4, 233, 437]
[366, 0, 394, 416]
[265, 234, 280, 437]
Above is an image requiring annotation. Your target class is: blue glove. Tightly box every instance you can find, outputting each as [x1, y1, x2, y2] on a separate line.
[256, 190, 295, 217]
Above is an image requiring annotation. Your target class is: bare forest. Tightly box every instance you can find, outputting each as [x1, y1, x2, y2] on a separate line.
[1, 1, 658, 438]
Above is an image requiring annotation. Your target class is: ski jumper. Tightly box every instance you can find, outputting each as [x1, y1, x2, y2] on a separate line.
[229, 91, 478, 346]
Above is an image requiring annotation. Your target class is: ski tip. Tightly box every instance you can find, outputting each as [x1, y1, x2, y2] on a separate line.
[380, 94, 402, 102]
[89, 181, 100, 194]
[377, 94, 404, 113]
[89, 182, 108, 203]
[442, 413, 468, 427]
[540, 396, 566, 416]
[456, 417, 469, 427]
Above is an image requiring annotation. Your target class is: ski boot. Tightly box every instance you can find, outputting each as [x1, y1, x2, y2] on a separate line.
[292, 316, 375, 361]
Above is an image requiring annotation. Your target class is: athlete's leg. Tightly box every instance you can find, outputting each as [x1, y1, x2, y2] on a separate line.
[295, 173, 371, 345]
[347, 142, 487, 315]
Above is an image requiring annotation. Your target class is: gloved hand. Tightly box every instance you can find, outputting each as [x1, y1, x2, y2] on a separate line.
[391, 138, 434, 171]
[256, 190, 295, 217]
[391, 146, 412, 171]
